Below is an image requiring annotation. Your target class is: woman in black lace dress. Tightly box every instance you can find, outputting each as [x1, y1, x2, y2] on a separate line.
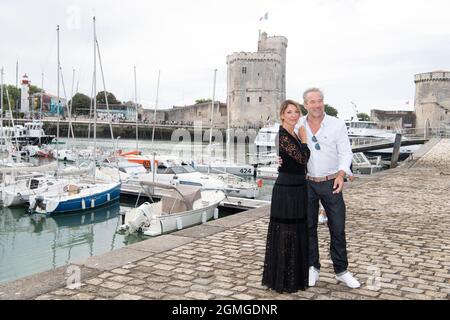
[262, 100, 310, 293]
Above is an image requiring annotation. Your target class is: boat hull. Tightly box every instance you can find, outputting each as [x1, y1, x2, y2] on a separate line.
[30, 183, 121, 215]
[194, 164, 255, 176]
[143, 202, 220, 237]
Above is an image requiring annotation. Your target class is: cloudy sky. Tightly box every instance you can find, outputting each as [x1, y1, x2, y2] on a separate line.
[1, 0, 450, 120]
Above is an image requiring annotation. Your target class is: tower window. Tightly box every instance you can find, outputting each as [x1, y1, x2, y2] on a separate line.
[259, 97, 262, 103]
[242, 67, 247, 74]
[247, 97, 250, 103]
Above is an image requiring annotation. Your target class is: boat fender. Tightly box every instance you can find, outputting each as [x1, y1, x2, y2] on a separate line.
[176, 217, 183, 230]
[107, 193, 110, 201]
[201, 212, 207, 224]
[82, 199, 86, 210]
[213, 208, 219, 220]
[91, 199, 95, 208]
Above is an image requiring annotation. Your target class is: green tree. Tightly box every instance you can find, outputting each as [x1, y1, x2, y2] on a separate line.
[70, 93, 92, 115]
[299, 103, 339, 117]
[325, 104, 338, 117]
[96, 91, 119, 104]
[1, 85, 20, 111]
[195, 98, 212, 104]
[299, 104, 307, 115]
[357, 112, 370, 121]
[29, 85, 42, 95]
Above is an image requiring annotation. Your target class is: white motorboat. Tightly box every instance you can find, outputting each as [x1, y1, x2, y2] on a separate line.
[118, 179, 225, 236]
[192, 157, 255, 176]
[100, 161, 259, 199]
[156, 163, 259, 199]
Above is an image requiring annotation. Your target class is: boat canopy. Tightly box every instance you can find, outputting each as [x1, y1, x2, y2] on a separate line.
[139, 178, 202, 212]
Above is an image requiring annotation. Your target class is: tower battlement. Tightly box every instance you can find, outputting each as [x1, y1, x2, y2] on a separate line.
[258, 32, 288, 50]
[414, 71, 450, 83]
[226, 52, 282, 64]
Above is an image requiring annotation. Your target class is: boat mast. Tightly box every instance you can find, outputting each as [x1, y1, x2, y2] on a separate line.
[151, 70, 160, 146]
[226, 65, 230, 163]
[93, 17, 97, 183]
[39, 72, 44, 145]
[95, 17, 119, 180]
[96, 29, 116, 153]
[88, 71, 94, 140]
[68, 68, 75, 139]
[56, 25, 60, 175]
[4, 80, 19, 151]
[1, 67, 3, 144]
[15, 61, 18, 89]
[208, 69, 217, 174]
[151, 70, 160, 179]
[134, 65, 138, 151]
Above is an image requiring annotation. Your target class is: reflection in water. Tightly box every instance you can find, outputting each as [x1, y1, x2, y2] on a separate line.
[0, 201, 145, 284]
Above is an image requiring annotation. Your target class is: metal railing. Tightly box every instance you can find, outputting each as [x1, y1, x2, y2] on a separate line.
[351, 126, 450, 148]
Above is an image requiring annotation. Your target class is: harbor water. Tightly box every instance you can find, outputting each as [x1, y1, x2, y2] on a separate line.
[0, 137, 274, 284]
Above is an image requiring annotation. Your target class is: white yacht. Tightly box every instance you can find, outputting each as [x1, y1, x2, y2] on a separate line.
[254, 119, 420, 161]
[345, 120, 396, 139]
[0, 121, 55, 146]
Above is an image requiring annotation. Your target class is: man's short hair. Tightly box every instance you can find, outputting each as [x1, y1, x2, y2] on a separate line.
[303, 88, 324, 103]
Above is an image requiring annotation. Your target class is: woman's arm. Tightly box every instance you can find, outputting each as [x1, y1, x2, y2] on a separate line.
[279, 134, 310, 165]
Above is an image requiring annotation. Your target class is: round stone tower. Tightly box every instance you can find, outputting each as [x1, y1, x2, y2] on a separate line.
[414, 71, 450, 129]
[226, 32, 288, 128]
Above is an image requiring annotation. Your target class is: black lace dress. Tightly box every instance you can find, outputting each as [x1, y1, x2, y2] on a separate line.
[262, 126, 311, 293]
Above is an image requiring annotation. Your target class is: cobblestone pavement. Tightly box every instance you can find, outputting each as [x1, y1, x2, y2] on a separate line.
[1, 140, 449, 300]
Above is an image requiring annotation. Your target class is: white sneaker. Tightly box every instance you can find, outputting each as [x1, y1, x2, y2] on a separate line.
[308, 267, 319, 287]
[318, 214, 328, 224]
[335, 271, 361, 289]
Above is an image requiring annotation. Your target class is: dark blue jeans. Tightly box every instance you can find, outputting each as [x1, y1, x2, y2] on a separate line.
[307, 179, 348, 274]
